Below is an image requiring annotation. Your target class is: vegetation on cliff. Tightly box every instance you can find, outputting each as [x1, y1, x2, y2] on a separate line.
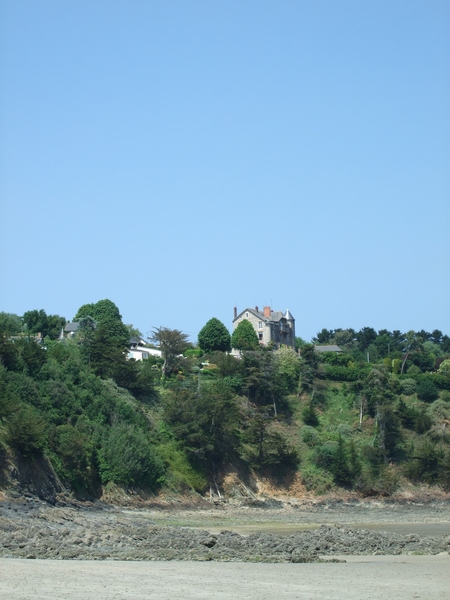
[1, 303, 450, 499]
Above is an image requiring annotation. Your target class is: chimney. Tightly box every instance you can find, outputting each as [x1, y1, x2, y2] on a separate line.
[255, 306, 259, 313]
[234, 306, 237, 319]
[263, 306, 271, 318]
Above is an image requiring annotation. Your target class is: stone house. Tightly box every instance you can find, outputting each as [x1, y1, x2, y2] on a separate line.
[232, 305, 295, 350]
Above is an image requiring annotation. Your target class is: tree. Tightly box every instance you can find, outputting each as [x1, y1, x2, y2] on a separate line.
[231, 319, 259, 352]
[274, 347, 300, 395]
[0, 312, 22, 336]
[89, 320, 129, 380]
[313, 329, 334, 344]
[438, 359, 450, 377]
[334, 329, 356, 348]
[417, 378, 439, 403]
[22, 309, 66, 340]
[74, 299, 122, 323]
[98, 423, 165, 489]
[163, 379, 240, 476]
[150, 327, 190, 377]
[400, 330, 423, 374]
[356, 327, 377, 352]
[198, 318, 231, 353]
[332, 435, 352, 486]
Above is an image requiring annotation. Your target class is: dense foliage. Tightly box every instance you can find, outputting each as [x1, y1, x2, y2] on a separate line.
[1, 306, 449, 498]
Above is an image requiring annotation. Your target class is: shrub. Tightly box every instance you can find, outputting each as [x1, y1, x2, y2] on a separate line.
[417, 379, 439, 403]
[438, 359, 450, 377]
[315, 442, 337, 469]
[300, 464, 334, 494]
[337, 423, 352, 438]
[98, 424, 165, 489]
[301, 425, 320, 447]
[49, 424, 94, 492]
[400, 378, 416, 395]
[5, 404, 46, 459]
[302, 402, 319, 427]
[184, 348, 203, 358]
[322, 365, 362, 382]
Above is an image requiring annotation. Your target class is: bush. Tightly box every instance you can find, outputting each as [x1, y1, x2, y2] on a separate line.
[322, 365, 363, 382]
[302, 402, 319, 427]
[400, 378, 416, 395]
[315, 442, 337, 469]
[417, 379, 439, 403]
[5, 404, 46, 459]
[438, 359, 450, 377]
[98, 424, 165, 489]
[300, 464, 334, 494]
[184, 348, 203, 358]
[301, 426, 320, 447]
[337, 423, 352, 438]
[49, 424, 94, 492]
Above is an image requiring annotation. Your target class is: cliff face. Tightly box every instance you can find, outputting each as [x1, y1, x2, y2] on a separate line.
[0, 449, 63, 504]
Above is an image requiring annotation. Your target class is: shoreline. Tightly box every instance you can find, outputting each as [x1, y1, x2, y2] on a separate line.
[1, 496, 450, 562]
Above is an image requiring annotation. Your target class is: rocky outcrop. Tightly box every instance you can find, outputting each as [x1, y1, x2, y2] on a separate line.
[1, 502, 449, 562]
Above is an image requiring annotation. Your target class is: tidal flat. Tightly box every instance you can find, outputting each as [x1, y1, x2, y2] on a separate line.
[1, 498, 450, 598]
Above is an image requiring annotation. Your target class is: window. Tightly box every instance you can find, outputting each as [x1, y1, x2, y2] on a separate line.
[258, 321, 263, 329]
[258, 333, 263, 340]
[245, 312, 249, 318]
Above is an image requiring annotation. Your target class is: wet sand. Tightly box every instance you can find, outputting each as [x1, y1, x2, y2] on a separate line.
[1, 555, 449, 599]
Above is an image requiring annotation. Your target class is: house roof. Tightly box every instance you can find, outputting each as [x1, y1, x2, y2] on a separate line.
[233, 307, 295, 325]
[233, 308, 265, 323]
[314, 345, 343, 353]
[64, 322, 79, 332]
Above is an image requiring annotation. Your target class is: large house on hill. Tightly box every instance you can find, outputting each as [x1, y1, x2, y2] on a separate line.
[233, 305, 295, 350]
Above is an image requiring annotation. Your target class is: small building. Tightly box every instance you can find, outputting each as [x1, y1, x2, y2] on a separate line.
[64, 322, 80, 337]
[128, 337, 162, 361]
[314, 345, 343, 353]
[232, 305, 295, 349]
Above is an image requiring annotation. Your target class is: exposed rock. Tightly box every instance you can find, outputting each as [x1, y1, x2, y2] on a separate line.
[1, 500, 449, 562]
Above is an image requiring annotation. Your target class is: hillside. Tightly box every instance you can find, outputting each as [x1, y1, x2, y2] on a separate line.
[1, 307, 450, 503]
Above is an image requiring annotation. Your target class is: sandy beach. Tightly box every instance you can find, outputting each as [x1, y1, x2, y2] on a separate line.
[1, 498, 450, 598]
[1, 555, 449, 599]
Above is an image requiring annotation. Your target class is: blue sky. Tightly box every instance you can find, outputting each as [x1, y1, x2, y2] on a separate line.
[1, 1, 449, 342]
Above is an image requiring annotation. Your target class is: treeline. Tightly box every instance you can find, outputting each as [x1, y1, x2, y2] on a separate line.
[1, 304, 450, 499]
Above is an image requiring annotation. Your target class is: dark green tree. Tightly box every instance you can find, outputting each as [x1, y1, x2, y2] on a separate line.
[332, 435, 352, 486]
[356, 327, 377, 352]
[198, 318, 231, 353]
[163, 379, 240, 474]
[22, 309, 66, 340]
[241, 406, 297, 469]
[0, 312, 22, 336]
[89, 320, 129, 380]
[98, 423, 165, 489]
[231, 319, 259, 352]
[5, 404, 46, 459]
[74, 299, 122, 324]
[313, 329, 334, 344]
[302, 400, 319, 427]
[417, 378, 439, 403]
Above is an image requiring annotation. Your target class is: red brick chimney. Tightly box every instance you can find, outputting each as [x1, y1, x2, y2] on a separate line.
[263, 306, 271, 318]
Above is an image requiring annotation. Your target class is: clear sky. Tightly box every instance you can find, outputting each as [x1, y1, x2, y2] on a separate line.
[1, 1, 449, 342]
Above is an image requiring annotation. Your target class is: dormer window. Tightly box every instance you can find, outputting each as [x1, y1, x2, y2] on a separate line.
[245, 312, 249, 318]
